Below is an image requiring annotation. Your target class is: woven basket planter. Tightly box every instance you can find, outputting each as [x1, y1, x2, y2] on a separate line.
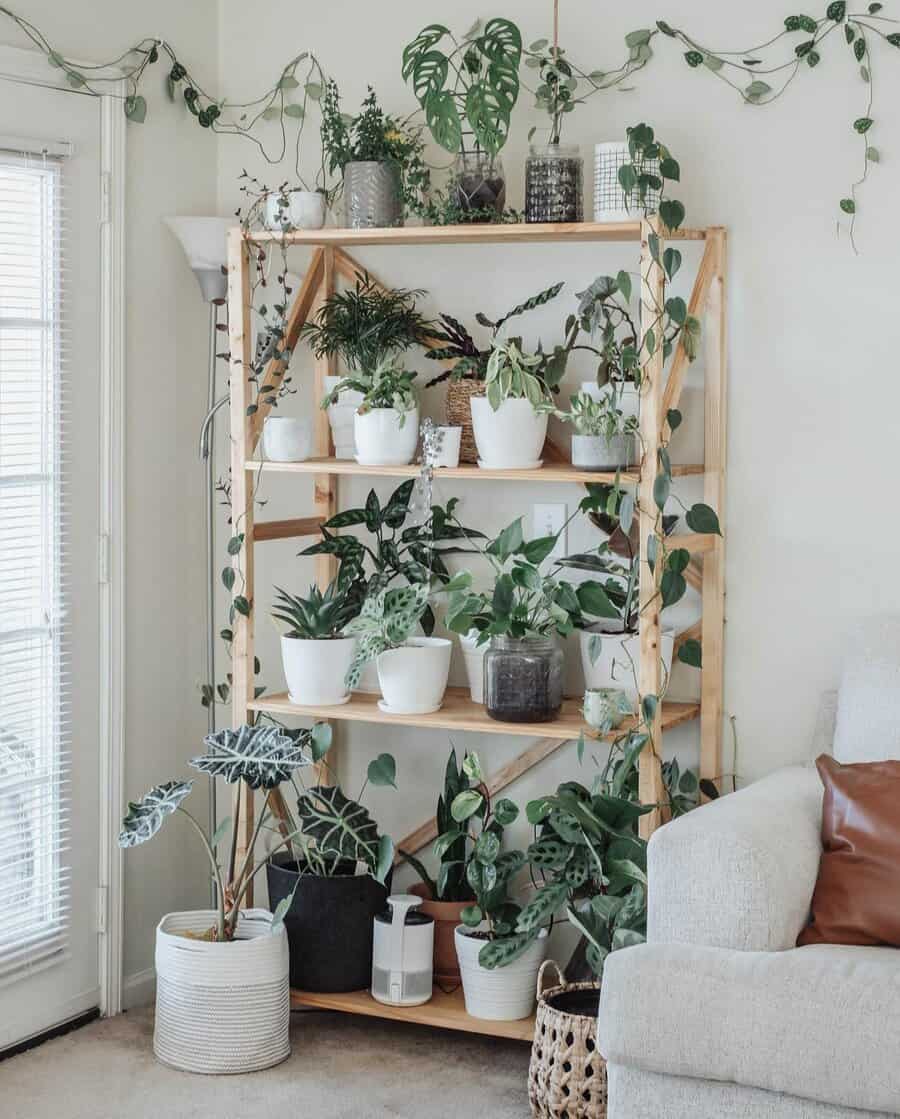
[529, 961, 607, 1119]
[445, 378, 485, 464]
[154, 908, 290, 1075]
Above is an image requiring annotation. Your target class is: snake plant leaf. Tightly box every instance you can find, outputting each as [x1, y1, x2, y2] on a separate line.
[118, 780, 193, 848]
[295, 785, 380, 869]
[478, 930, 538, 969]
[192, 724, 310, 789]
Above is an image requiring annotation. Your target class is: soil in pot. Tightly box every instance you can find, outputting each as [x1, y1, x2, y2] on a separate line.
[266, 855, 391, 992]
[484, 637, 564, 723]
[409, 882, 472, 991]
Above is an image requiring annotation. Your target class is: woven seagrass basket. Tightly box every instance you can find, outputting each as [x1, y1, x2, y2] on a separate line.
[529, 961, 607, 1119]
[445, 378, 485, 464]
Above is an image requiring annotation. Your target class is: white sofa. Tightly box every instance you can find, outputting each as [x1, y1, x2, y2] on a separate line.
[598, 733, 900, 1117]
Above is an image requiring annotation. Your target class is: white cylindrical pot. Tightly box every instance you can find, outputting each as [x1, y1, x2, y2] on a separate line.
[470, 397, 548, 469]
[324, 375, 363, 459]
[432, 425, 462, 469]
[263, 416, 313, 462]
[579, 627, 675, 708]
[154, 909, 290, 1074]
[355, 658, 382, 695]
[264, 190, 326, 231]
[455, 926, 547, 1021]
[571, 432, 636, 471]
[280, 635, 357, 706]
[376, 637, 452, 714]
[460, 631, 486, 704]
[354, 406, 419, 466]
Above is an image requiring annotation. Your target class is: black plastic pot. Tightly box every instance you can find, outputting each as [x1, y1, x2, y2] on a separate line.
[266, 855, 391, 992]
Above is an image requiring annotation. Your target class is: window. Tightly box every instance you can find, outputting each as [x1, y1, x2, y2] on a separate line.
[0, 150, 68, 981]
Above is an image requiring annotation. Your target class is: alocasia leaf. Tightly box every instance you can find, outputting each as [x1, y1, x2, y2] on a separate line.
[118, 780, 193, 848]
[191, 724, 310, 789]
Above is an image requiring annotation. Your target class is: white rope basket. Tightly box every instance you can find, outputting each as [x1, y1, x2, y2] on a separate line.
[154, 909, 290, 1075]
[593, 142, 660, 224]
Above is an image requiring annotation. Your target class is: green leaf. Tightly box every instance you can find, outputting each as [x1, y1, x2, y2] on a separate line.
[310, 722, 332, 763]
[227, 533, 244, 556]
[745, 80, 772, 100]
[488, 518, 525, 562]
[667, 408, 682, 432]
[411, 50, 449, 104]
[118, 780, 193, 847]
[304, 81, 323, 100]
[656, 21, 677, 37]
[210, 816, 232, 850]
[526, 796, 554, 825]
[887, 32, 900, 45]
[475, 830, 501, 864]
[660, 569, 687, 608]
[48, 50, 64, 68]
[684, 50, 704, 67]
[662, 247, 682, 280]
[855, 37, 868, 60]
[659, 199, 685, 231]
[221, 566, 235, 591]
[641, 693, 658, 726]
[617, 162, 638, 194]
[494, 797, 519, 826]
[191, 724, 310, 789]
[577, 581, 620, 620]
[261, 106, 282, 121]
[867, 146, 880, 163]
[375, 834, 394, 885]
[233, 595, 250, 617]
[424, 89, 463, 153]
[854, 117, 874, 134]
[478, 931, 538, 969]
[798, 15, 819, 33]
[295, 785, 381, 868]
[461, 904, 483, 927]
[515, 882, 569, 932]
[367, 752, 397, 788]
[653, 472, 670, 510]
[124, 94, 147, 122]
[619, 491, 635, 535]
[625, 29, 652, 48]
[284, 104, 305, 119]
[523, 535, 558, 565]
[826, 1, 846, 19]
[270, 883, 297, 934]
[677, 639, 703, 669]
[840, 198, 856, 214]
[685, 503, 722, 535]
[451, 789, 484, 822]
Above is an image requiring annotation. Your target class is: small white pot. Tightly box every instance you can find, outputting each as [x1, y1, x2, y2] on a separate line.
[280, 635, 357, 706]
[455, 926, 547, 1021]
[571, 432, 635, 471]
[154, 909, 289, 1074]
[263, 416, 313, 462]
[355, 406, 419, 467]
[264, 190, 326, 231]
[431, 425, 462, 468]
[459, 630, 486, 704]
[324, 375, 363, 460]
[579, 627, 675, 708]
[470, 397, 548, 469]
[581, 380, 640, 424]
[376, 637, 452, 714]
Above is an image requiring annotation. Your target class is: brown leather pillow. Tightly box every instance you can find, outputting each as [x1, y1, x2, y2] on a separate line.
[798, 753, 900, 947]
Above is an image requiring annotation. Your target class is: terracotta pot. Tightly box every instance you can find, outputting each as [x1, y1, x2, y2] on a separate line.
[409, 883, 472, 991]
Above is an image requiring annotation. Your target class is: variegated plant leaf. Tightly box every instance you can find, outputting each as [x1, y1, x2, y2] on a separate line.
[294, 785, 380, 870]
[118, 780, 193, 848]
[191, 724, 310, 789]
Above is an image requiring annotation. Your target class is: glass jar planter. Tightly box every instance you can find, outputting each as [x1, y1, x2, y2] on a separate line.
[484, 636, 564, 723]
[525, 144, 583, 224]
[449, 149, 506, 220]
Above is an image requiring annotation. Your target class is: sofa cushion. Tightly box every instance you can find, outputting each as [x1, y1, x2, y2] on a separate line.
[833, 623, 900, 764]
[598, 941, 900, 1115]
[799, 754, 900, 948]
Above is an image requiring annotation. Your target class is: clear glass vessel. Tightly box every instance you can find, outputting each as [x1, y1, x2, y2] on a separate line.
[525, 144, 583, 224]
[449, 149, 506, 219]
[484, 635, 564, 723]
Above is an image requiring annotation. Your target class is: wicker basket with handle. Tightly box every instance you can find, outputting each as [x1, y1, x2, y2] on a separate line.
[528, 960, 607, 1119]
[445, 378, 485, 464]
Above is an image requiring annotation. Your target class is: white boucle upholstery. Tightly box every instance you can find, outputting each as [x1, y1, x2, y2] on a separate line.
[647, 765, 823, 951]
[599, 942, 900, 1116]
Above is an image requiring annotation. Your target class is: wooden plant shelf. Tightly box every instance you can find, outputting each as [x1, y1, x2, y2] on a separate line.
[250, 686, 700, 741]
[291, 984, 535, 1042]
[247, 456, 705, 486]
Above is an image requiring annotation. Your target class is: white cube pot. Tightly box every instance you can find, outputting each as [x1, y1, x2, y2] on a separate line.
[376, 637, 452, 714]
[455, 926, 547, 1021]
[263, 416, 313, 462]
[470, 397, 548, 469]
[264, 190, 326, 231]
[324, 375, 363, 459]
[154, 909, 290, 1074]
[354, 406, 419, 467]
[579, 627, 675, 708]
[460, 631, 486, 704]
[571, 432, 636, 471]
[280, 635, 357, 706]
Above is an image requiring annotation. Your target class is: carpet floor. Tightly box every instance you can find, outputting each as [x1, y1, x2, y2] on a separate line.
[0, 1007, 532, 1119]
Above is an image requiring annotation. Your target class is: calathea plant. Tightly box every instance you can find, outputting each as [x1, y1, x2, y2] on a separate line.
[342, 582, 432, 688]
[118, 722, 330, 941]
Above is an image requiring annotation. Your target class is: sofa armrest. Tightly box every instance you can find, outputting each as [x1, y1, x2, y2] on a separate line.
[648, 765, 823, 951]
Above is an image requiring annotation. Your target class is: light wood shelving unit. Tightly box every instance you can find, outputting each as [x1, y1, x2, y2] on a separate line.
[227, 217, 727, 1043]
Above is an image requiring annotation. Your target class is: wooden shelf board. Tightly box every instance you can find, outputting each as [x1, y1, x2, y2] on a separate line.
[291, 985, 535, 1042]
[247, 221, 709, 248]
[251, 686, 700, 739]
[247, 457, 705, 485]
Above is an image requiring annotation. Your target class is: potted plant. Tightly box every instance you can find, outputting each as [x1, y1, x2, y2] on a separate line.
[302, 272, 430, 466]
[402, 19, 522, 220]
[437, 755, 546, 1020]
[344, 582, 454, 715]
[320, 81, 429, 229]
[425, 283, 564, 462]
[261, 181, 327, 232]
[401, 747, 478, 990]
[266, 736, 398, 993]
[271, 578, 358, 705]
[117, 722, 326, 1073]
[545, 388, 639, 470]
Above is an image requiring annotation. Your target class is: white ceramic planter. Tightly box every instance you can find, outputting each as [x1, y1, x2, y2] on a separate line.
[455, 926, 547, 1021]
[264, 190, 326, 231]
[376, 637, 452, 714]
[280, 635, 357, 706]
[470, 397, 548, 469]
[571, 432, 635, 471]
[263, 416, 313, 462]
[355, 406, 419, 466]
[154, 909, 290, 1074]
[579, 627, 675, 708]
[323, 375, 363, 460]
[460, 631, 486, 704]
[432, 425, 462, 468]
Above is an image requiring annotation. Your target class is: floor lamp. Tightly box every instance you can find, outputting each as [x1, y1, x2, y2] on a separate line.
[165, 217, 232, 903]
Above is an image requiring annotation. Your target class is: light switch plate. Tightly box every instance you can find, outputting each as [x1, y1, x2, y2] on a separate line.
[533, 503, 567, 562]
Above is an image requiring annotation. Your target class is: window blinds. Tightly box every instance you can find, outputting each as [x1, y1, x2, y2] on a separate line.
[0, 149, 69, 982]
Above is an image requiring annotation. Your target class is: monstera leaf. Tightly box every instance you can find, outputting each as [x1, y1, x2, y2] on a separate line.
[118, 780, 193, 848]
[191, 724, 311, 789]
[295, 785, 381, 871]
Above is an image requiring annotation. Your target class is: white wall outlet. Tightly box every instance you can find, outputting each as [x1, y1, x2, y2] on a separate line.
[533, 503, 567, 562]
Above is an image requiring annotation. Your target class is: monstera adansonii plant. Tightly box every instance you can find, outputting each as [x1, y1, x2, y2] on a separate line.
[118, 722, 331, 941]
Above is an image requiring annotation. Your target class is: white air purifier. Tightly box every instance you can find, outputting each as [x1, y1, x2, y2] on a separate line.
[371, 894, 434, 1007]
